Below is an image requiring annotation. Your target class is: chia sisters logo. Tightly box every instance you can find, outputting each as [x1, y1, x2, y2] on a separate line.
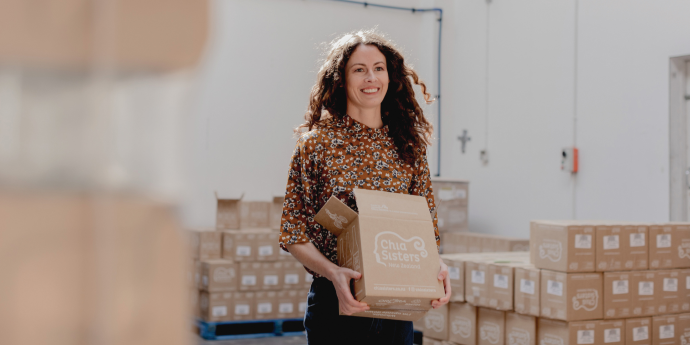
[425, 312, 445, 332]
[480, 322, 500, 344]
[374, 231, 428, 268]
[572, 289, 599, 311]
[539, 240, 562, 262]
[451, 316, 472, 338]
[540, 334, 564, 345]
[508, 329, 531, 345]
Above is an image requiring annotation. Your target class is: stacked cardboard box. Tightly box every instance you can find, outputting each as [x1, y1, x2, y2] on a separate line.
[441, 232, 529, 254]
[189, 195, 310, 323]
[432, 179, 469, 232]
[419, 221, 690, 345]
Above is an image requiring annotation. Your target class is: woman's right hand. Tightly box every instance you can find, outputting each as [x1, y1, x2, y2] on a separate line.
[326, 266, 370, 315]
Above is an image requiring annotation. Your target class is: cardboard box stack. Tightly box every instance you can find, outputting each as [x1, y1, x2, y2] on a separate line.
[432, 178, 470, 233]
[418, 220, 690, 345]
[441, 232, 530, 254]
[190, 194, 309, 323]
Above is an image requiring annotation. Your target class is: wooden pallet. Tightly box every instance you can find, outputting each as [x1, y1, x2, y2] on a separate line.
[195, 318, 305, 340]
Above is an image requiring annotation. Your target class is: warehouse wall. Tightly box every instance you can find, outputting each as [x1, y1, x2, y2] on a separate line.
[181, 0, 440, 226]
[182, 0, 690, 237]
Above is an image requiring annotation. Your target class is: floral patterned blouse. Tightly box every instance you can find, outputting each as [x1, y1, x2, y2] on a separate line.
[279, 115, 439, 278]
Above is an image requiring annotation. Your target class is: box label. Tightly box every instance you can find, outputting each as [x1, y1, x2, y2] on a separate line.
[520, 279, 535, 295]
[604, 328, 620, 343]
[285, 274, 299, 285]
[480, 322, 501, 344]
[241, 275, 256, 286]
[449, 266, 460, 280]
[659, 325, 674, 339]
[572, 289, 599, 311]
[258, 245, 273, 256]
[539, 239, 562, 262]
[202, 275, 208, 286]
[638, 281, 654, 295]
[263, 275, 278, 286]
[603, 235, 620, 250]
[656, 234, 671, 248]
[373, 231, 428, 268]
[279, 302, 293, 313]
[212, 306, 227, 317]
[575, 235, 592, 249]
[494, 274, 509, 289]
[612, 280, 629, 295]
[472, 270, 486, 284]
[577, 330, 595, 344]
[547, 280, 563, 296]
[213, 267, 235, 282]
[507, 328, 530, 345]
[632, 326, 648, 341]
[630, 233, 645, 247]
[451, 316, 472, 338]
[663, 278, 678, 292]
[687, 276, 690, 289]
[236, 246, 251, 256]
[257, 302, 272, 314]
[235, 304, 250, 315]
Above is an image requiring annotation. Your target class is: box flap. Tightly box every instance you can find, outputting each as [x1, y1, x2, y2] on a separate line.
[215, 191, 244, 201]
[353, 188, 431, 222]
[314, 196, 358, 237]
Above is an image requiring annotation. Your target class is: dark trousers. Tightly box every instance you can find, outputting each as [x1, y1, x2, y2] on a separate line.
[303, 277, 413, 345]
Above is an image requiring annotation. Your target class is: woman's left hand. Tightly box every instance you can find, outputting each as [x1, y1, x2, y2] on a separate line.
[431, 257, 451, 309]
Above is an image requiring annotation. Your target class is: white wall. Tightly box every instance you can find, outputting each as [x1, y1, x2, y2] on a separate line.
[182, 0, 440, 227]
[182, 0, 690, 237]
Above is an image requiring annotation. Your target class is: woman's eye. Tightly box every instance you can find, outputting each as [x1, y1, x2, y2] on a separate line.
[355, 68, 364, 72]
[376, 67, 385, 71]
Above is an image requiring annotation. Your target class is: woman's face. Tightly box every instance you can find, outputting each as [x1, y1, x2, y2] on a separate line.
[344, 44, 389, 112]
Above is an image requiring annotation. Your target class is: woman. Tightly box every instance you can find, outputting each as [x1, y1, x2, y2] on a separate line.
[279, 29, 451, 344]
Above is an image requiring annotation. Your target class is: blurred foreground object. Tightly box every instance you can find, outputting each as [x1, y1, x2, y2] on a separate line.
[0, 0, 209, 344]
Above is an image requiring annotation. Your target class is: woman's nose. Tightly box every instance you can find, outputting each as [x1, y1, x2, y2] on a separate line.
[364, 70, 376, 82]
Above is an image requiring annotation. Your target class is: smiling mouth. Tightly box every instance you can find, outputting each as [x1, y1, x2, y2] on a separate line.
[361, 88, 380, 94]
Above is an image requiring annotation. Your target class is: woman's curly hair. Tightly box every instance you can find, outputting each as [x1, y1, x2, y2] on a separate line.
[296, 29, 434, 166]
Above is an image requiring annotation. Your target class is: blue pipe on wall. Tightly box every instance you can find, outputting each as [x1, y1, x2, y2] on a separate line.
[328, 0, 444, 177]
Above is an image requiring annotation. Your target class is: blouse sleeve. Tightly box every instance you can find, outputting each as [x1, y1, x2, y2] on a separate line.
[279, 134, 318, 252]
[408, 146, 440, 252]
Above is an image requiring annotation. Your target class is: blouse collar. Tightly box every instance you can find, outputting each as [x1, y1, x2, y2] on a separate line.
[333, 114, 389, 136]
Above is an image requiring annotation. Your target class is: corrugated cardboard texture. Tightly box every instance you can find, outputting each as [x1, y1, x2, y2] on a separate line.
[505, 312, 536, 345]
[441, 232, 529, 254]
[596, 224, 648, 271]
[648, 224, 690, 269]
[478, 308, 506, 345]
[189, 229, 222, 260]
[255, 230, 280, 261]
[652, 314, 678, 345]
[231, 292, 255, 321]
[448, 302, 477, 345]
[444, 257, 465, 302]
[223, 229, 276, 262]
[540, 270, 603, 321]
[0, 193, 190, 345]
[681, 269, 690, 312]
[658, 270, 682, 314]
[282, 261, 304, 290]
[269, 196, 284, 230]
[466, 261, 490, 307]
[216, 196, 241, 230]
[316, 189, 444, 317]
[254, 291, 277, 320]
[604, 272, 633, 319]
[199, 291, 233, 322]
[276, 290, 299, 319]
[672, 223, 690, 268]
[488, 263, 516, 310]
[421, 303, 449, 340]
[531, 220, 596, 272]
[431, 178, 469, 206]
[239, 262, 261, 291]
[350, 308, 428, 321]
[431, 178, 469, 233]
[626, 318, 652, 345]
[632, 271, 659, 317]
[537, 319, 597, 345]
[199, 259, 238, 292]
[678, 313, 690, 345]
[259, 262, 283, 290]
[598, 320, 625, 345]
[515, 265, 540, 316]
[313, 196, 358, 237]
[239, 201, 270, 229]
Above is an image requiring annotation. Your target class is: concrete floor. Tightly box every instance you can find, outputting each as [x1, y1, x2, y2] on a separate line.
[195, 333, 307, 345]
